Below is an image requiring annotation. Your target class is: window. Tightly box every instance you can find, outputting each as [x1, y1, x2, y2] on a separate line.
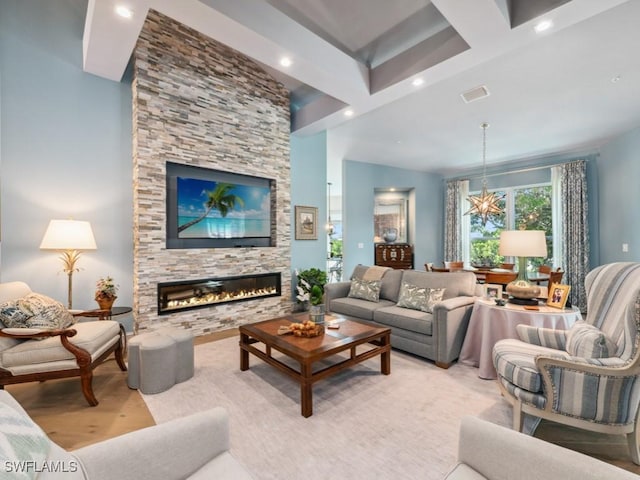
[469, 184, 552, 270]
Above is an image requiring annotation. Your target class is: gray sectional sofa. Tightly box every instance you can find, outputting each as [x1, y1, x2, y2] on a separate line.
[325, 265, 477, 368]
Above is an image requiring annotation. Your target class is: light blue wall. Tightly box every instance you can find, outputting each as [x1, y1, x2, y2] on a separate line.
[290, 132, 328, 287]
[0, 1, 133, 327]
[597, 126, 640, 263]
[343, 160, 442, 277]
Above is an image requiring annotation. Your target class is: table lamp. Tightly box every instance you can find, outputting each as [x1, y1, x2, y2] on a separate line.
[498, 229, 547, 305]
[40, 219, 97, 309]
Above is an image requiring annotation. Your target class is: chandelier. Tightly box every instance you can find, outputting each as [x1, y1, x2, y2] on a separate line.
[465, 122, 504, 226]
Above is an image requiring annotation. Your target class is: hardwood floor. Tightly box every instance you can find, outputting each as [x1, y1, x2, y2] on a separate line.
[6, 329, 640, 475]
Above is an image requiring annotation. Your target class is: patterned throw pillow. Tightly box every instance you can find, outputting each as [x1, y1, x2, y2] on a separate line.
[348, 278, 381, 302]
[397, 282, 445, 313]
[0, 401, 51, 480]
[0, 293, 75, 330]
[566, 321, 617, 358]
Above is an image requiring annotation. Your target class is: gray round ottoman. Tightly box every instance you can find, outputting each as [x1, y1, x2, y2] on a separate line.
[127, 328, 195, 394]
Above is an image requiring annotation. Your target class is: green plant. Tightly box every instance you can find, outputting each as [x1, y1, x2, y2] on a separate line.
[330, 238, 343, 257]
[95, 276, 118, 300]
[295, 268, 327, 306]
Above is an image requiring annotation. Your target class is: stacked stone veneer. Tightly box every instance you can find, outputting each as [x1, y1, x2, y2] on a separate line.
[132, 10, 291, 334]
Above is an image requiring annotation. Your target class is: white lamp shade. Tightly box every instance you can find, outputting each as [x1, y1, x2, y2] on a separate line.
[498, 230, 547, 257]
[40, 220, 97, 251]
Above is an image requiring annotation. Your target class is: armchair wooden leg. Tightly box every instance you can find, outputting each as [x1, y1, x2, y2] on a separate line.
[80, 370, 98, 407]
[115, 328, 128, 372]
[513, 399, 524, 432]
[626, 425, 640, 465]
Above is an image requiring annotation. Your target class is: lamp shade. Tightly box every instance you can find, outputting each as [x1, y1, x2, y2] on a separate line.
[40, 220, 97, 251]
[498, 230, 547, 258]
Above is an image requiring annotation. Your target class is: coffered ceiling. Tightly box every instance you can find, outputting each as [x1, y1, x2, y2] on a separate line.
[83, 0, 640, 175]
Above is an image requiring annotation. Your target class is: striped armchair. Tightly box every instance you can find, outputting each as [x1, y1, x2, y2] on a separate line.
[493, 263, 640, 465]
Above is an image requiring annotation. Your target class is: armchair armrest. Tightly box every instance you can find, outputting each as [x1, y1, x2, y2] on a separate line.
[536, 355, 637, 422]
[516, 324, 567, 350]
[0, 327, 93, 367]
[0, 327, 77, 340]
[74, 407, 233, 480]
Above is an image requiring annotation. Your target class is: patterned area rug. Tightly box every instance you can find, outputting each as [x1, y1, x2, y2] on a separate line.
[141, 336, 513, 479]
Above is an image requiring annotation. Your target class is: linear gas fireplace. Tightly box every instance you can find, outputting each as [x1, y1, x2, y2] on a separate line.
[158, 273, 281, 315]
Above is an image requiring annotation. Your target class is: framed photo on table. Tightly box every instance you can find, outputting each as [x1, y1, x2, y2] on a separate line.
[484, 283, 503, 300]
[295, 205, 318, 240]
[547, 283, 571, 309]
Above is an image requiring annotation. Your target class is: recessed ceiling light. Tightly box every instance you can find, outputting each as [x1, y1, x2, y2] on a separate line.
[412, 78, 424, 87]
[611, 75, 622, 83]
[344, 109, 354, 117]
[115, 5, 133, 18]
[534, 19, 553, 33]
[279, 57, 292, 68]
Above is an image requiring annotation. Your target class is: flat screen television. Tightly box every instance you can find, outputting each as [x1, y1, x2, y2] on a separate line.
[166, 162, 275, 248]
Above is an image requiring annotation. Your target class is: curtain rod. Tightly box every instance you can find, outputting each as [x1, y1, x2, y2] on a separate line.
[451, 158, 590, 182]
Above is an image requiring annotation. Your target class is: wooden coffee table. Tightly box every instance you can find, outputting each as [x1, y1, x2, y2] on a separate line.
[239, 314, 391, 417]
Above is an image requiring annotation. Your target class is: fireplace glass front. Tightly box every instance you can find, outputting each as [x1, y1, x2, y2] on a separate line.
[158, 273, 281, 315]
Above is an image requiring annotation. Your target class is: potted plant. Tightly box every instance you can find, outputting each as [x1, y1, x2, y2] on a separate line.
[95, 276, 118, 310]
[295, 268, 327, 323]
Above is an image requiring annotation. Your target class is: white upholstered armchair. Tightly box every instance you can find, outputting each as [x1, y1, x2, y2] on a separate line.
[493, 262, 640, 464]
[0, 281, 126, 406]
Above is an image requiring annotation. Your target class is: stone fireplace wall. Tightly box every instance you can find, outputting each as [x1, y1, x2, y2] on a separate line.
[132, 10, 291, 335]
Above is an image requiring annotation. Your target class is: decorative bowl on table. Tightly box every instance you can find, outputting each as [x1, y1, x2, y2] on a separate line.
[279, 320, 325, 337]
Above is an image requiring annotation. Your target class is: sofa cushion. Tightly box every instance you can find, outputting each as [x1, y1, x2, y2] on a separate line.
[566, 321, 617, 358]
[373, 305, 433, 336]
[0, 293, 75, 330]
[351, 265, 403, 302]
[329, 297, 395, 321]
[397, 282, 445, 314]
[0, 321, 121, 369]
[348, 278, 381, 302]
[401, 270, 476, 299]
[493, 339, 571, 393]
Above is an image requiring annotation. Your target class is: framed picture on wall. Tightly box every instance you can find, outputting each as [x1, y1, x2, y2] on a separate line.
[295, 206, 318, 240]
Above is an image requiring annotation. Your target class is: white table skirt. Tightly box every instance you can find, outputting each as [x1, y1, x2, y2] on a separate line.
[459, 299, 582, 379]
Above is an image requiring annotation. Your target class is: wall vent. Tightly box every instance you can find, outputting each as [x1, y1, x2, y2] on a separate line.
[461, 85, 490, 103]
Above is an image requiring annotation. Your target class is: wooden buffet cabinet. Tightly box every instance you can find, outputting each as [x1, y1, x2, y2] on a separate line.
[374, 243, 413, 270]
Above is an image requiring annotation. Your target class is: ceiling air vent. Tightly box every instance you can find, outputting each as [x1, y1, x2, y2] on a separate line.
[461, 85, 490, 103]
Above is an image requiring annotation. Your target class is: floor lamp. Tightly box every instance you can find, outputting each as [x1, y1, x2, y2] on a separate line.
[40, 219, 97, 309]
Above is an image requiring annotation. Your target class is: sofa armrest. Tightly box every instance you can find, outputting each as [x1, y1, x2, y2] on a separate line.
[433, 296, 475, 312]
[432, 296, 475, 367]
[449, 416, 638, 480]
[324, 281, 351, 312]
[74, 408, 232, 480]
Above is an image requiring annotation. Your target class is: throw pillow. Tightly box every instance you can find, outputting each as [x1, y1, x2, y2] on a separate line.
[566, 321, 617, 358]
[397, 282, 445, 313]
[0, 300, 31, 328]
[0, 293, 75, 330]
[348, 278, 381, 302]
[0, 401, 51, 480]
